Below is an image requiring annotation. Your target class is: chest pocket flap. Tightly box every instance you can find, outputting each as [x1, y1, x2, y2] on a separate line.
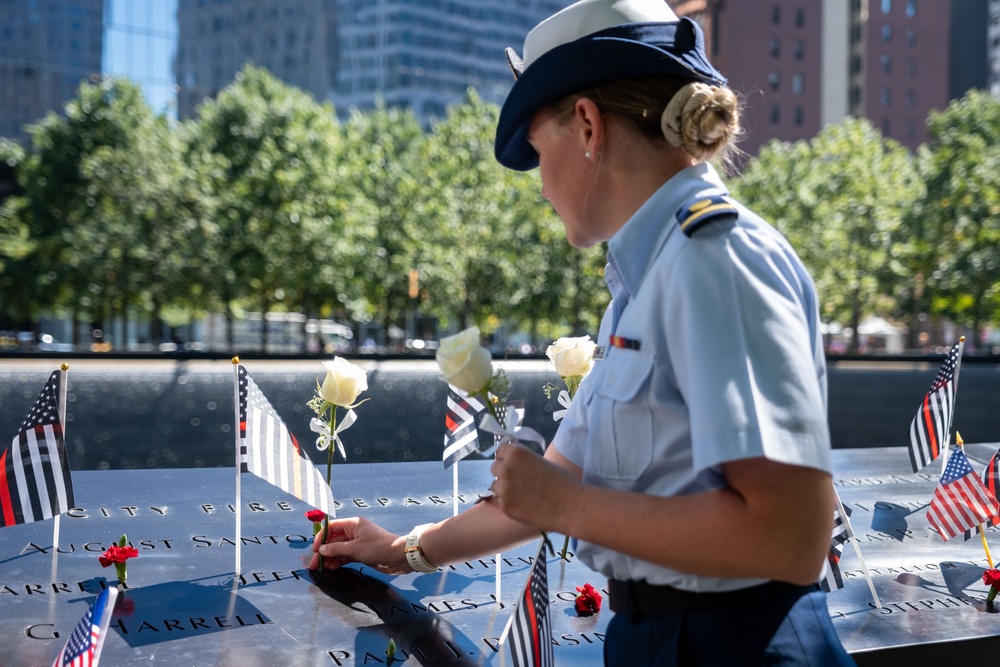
[588, 350, 655, 480]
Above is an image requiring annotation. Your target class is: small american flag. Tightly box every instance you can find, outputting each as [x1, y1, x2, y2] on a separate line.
[927, 448, 999, 541]
[443, 386, 485, 469]
[508, 542, 554, 667]
[964, 448, 1000, 541]
[908, 341, 962, 472]
[52, 586, 118, 667]
[238, 366, 336, 515]
[1, 371, 74, 527]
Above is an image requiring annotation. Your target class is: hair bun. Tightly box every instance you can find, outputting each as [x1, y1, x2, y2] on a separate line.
[660, 82, 739, 161]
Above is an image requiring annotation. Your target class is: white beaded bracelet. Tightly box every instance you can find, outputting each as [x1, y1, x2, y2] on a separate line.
[403, 523, 437, 573]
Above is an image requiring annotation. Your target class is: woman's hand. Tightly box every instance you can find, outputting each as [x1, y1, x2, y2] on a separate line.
[309, 517, 411, 575]
[489, 440, 581, 532]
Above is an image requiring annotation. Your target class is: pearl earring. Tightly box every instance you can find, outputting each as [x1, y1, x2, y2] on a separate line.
[585, 150, 592, 159]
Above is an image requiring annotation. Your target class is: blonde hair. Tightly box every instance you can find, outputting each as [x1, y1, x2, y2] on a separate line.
[547, 76, 743, 171]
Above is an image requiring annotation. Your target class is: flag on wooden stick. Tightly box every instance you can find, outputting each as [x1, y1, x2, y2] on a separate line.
[927, 447, 999, 541]
[1, 370, 74, 527]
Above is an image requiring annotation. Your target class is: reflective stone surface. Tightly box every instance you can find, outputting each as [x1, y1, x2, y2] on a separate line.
[5, 448, 1000, 664]
[1, 462, 606, 666]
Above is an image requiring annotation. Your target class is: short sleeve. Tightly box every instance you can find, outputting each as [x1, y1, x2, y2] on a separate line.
[664, 223, 831, 474]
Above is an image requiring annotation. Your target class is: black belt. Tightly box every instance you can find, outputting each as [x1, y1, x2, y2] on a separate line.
[607, 578, 817, 616]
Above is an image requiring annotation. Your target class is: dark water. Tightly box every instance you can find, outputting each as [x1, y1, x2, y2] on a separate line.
[0, 360, 563, 470]
[1, 358, 999, 470]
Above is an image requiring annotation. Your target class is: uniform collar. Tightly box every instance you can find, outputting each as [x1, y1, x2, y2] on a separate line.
[607, 162, 728, 298]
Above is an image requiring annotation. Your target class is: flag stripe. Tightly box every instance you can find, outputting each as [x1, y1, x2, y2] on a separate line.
[0, 449, 15, 526]
[908, 342, 961, 472]
[443, 386, 485, 469]
[238, 366, 336, 516]
[509, 542, 554, 667]
[1, 371, 74, 529]
[927, 448, 999, 540]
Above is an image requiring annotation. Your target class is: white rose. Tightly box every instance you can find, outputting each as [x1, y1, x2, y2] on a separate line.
[546, 335, 597, 379]
[436, 327, 493, 395]
[319, 357, 368, 407]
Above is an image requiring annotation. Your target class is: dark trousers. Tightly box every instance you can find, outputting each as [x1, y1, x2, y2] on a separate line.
[604, 583, 855, 666]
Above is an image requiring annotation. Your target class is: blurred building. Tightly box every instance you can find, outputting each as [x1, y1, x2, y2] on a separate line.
[0, 0, 104, 140]
[174, 0, 571, 125]
[988, 0, 1000, 96]
[103, 0, 178, 117]
[671, 0, 989, 162]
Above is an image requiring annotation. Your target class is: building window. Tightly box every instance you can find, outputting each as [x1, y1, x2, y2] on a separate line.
[772, 5, 781, 24]
[906, 90, 916, 108]
[770, 37, 781, 57]
[881, 86, 892, 106]
[882, 0, 892, 14]
[794, 40, 805, 60]
[769, 70, 781, 90]
[882, 118, 891, 136]
[771, 104, 781, 123]
[881, 53, 892, 74]
[905, 119, 916, 138]
[850, 86, 862, 106]
[882, 24, 892, 43]
[906, 0, 916, 18]
[796, 8, 805, 27]
[907, 58, 916, 76]
[792, 73, 804, 94]
[794, 106, 804, 126]
[851, 55, 862, 74]
[851, 24, 863, 43]
[907, 27, 916, 46]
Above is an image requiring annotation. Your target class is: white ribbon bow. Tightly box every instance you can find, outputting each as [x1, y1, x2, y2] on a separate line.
[552, 389, 571, 422]
[310, 408, 358, 460]
[477, 405, 546, 457]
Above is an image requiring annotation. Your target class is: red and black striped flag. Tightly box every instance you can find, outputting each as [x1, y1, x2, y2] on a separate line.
[908, 341, 962, 472]
[508, 541, 554, 667]
[819, 504, 852, 592]
[238, 365, 335, 515]
[1, 370, 74, 527]
[443, 385, 485, 469]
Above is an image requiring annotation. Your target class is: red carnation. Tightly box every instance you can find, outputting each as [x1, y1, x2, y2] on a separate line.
[985, 568, 1000, 608]
[305, 509, 326, 523]
[99, 544, 139, 568]
[574, 583, 603, 616]
[99, 536, 139, 587]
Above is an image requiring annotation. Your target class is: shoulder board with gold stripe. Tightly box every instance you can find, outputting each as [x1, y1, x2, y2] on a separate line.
[676, 195, 738, 237]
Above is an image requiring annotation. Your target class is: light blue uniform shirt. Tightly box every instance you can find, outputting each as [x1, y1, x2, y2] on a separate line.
[552, 163, 830, 592]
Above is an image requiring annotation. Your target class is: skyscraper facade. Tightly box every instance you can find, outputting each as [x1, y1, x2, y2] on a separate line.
[0, 0, 104, 140]
[174, 0, 571, 125]
[672, 0, 987, 162]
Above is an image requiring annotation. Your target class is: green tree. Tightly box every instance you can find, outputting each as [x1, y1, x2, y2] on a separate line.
[0, 78, 178, 347]
[337, 103, 425, 344]
[919, 90, 1000, 350]
[416, 90, 532, 334]
[735, 118, 921, 352]
[191, 66, 345, 351]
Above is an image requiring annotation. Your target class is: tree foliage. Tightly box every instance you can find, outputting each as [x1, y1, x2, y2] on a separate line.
[734, 118, 921, 352]
[4, 77, 1000, 354]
